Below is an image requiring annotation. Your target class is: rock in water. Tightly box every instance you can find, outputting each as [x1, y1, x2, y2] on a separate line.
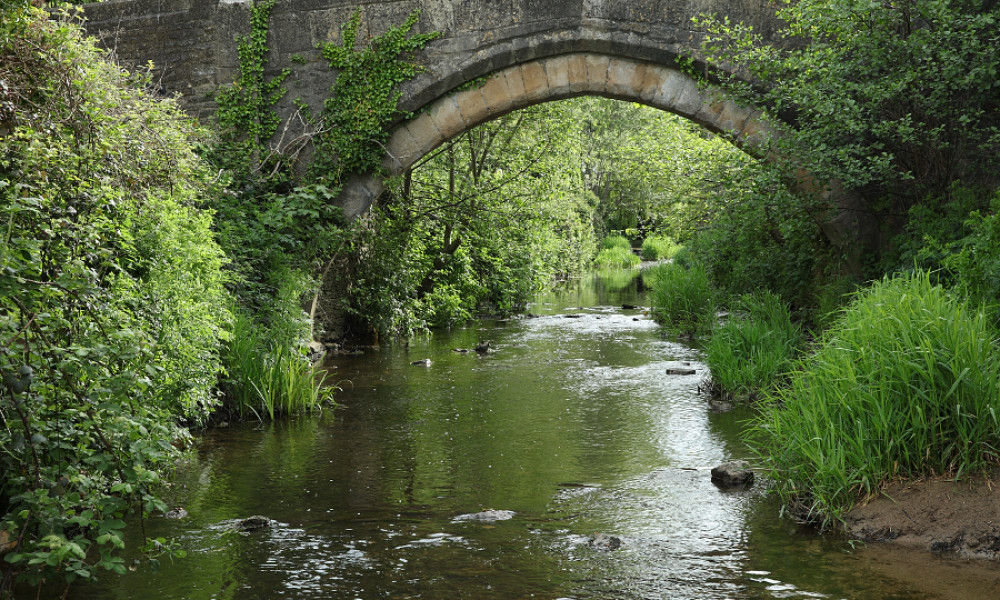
[411, 359, 432, 367]
[452, 509, 515, 522]
[235, 515, 272, 532]
[164, 507, 188, 519]
[665, 368, 697, 375]
[711, 460, 755, 488]
[475, 341, 493, 354]
[588, 533, 623, 551]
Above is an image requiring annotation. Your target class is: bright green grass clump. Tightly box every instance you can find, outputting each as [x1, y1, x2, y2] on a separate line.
[706, 290, 804, 401]
[641, 234, 681, 261]
[595, 246, 641, 268]
[753, 271, 1000, 527]
[222, 312, 336, 419]
[600, 234, 632, 250]
[649, 263, 714, 336]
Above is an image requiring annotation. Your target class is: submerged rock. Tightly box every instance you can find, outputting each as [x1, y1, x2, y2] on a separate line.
[665, 368, 697, 375]
[234, 515, 272, 532]
[588, 533, 623, 551]
[711, 460, 755, 488]
[621, 304, 638, 310]
[452, 348, 471, 354]
[708, 399, 734, 413]
[475, 341, 494, 354]
[411, 359, 432, 367]
[453, 509, 515, 522]
[164, 507, 188, 519]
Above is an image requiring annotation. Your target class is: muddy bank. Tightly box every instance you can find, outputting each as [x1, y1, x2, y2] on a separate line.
[845, 475, 1000, 559]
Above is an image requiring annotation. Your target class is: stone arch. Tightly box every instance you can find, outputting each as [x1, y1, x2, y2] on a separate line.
[339, 53, 770, 221]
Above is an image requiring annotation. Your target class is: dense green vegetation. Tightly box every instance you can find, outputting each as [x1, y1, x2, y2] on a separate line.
[3, 0, 1000, 589]
[640, 235, 680, 261]
[1, 4, 226, 591]
[753, 272, 1000, 526]
[704, 292, 803, 402]
[648, 264, 715, 338]
[684, 0, 1000, 527]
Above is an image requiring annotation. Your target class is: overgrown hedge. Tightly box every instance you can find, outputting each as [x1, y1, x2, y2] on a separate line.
[1, 6, 228, 592]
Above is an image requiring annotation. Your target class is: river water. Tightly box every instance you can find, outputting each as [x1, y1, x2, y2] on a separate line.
[65, 268, 1000, 599]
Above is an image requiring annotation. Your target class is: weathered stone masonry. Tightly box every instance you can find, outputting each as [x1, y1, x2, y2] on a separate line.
[81, 0, 873, 260]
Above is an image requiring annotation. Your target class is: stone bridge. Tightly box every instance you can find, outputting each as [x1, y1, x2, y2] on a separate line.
[81, 0, 869, 252]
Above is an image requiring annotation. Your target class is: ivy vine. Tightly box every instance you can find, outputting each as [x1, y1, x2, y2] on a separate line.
[212, 0, 289, 181]
[313, 8, 441, 182]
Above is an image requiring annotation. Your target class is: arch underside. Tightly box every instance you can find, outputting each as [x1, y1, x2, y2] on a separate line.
[339, 53, 771, 221]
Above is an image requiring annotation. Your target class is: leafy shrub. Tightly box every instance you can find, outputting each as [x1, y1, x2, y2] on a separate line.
[649, 263, 714, 336]
[600, 234, 632, 250]
[1, 5, 228, 591]
[641, 234, 680, 261]
[594, 246, 641, 268]
[221, 313, 336, 420]
[752, 271, 1000, 526]
[946, 190, 1000, 324]
[705, 291, 803, 401]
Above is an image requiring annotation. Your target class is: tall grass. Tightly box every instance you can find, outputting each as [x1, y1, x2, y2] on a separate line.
[594, 246, 641, 268]
[600, 234, 632, 250]
[641, 234, 681, 261]
[705, 291, 804, 401]
[649, 263, 714, 336]
[752, 271, 1000, 527]
[222, 312, 336, 420]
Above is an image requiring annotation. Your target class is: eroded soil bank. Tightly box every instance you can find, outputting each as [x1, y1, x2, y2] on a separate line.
[845, 475, 1000, 559]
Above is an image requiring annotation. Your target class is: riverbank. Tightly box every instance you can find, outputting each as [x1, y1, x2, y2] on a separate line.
[845, 474, 1000, 559]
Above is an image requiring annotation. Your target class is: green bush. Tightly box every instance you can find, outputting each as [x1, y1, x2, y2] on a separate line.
[599, 234, 631, 250]
[947, 191, 1000, 325]
[1, 5, 229, 590]
[641, 234, 681, 261]
[649, 263, 715, 337]
[594, 246, 641, 268]
[752, 271, 1000, 527]
[221, 313, 336, 420]
[705, 291, 803, 401]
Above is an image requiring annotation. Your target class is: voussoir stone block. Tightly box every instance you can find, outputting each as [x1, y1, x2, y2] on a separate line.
[637, 65, 668, 104]
[404, 112, 444, 160]
[520, 61, 549, 102]
[384, 125, 422, 171]
[716, 99, 752, 134]
[430, 95, 468, 139]
[542, 55, 572, 96]
[566, 54, 589, 93]
[502, 66, 527, 104]
[454, 87, 491, 129]
[480, 74, 514, 115]
[606, 57, 637, 96]
[674, 77, 706, 119]
[585, 54, 611, 93]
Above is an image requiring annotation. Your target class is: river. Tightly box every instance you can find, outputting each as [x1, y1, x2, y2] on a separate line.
[64, 268, 1000, 599]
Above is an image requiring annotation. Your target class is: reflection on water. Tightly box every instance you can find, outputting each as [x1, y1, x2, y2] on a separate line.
[59, 270, 1000, 599]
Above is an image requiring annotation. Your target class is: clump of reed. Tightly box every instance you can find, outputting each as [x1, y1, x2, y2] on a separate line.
[752, 271, 1000, 527]
[705, 290, 804, 401]
[221, 312, 336, 420]
[641, 234, 681, 261]
[594, 246, 641, 268]
[600, 234, 632, 250]
[649, 262, 714, 337]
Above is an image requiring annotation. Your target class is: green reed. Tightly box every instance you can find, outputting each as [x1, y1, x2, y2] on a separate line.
[649, 262, 715, 337]
[706, 290, 804, 401]
[222, 312, 336, 420]
[752, 271, 1000, 527]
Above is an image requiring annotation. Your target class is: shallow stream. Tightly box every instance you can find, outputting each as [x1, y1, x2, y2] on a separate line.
[65, 268, 1000, 599]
